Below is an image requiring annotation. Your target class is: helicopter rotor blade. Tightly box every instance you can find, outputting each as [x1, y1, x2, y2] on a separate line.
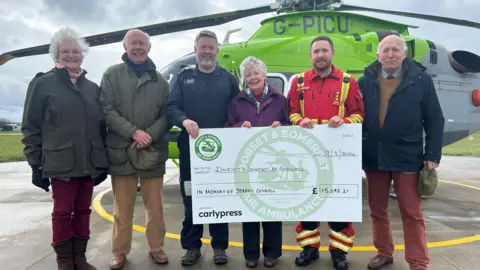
[0, 4, 279, 66]
[337, 4, 480, 30]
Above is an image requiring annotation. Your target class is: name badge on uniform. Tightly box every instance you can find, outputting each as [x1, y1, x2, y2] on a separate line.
[186, 78, 195, 84]
[297, 86, 310, 92]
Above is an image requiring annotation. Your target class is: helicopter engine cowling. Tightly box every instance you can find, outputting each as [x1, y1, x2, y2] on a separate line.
[448, 50, 480, 73]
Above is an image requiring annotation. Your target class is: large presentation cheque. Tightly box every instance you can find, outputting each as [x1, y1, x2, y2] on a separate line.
[189, 124, 363, 224]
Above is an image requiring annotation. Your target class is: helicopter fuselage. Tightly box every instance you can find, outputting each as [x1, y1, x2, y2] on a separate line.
[161, 11, 480, 161]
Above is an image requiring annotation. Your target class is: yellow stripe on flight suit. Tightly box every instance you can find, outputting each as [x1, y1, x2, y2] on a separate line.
[289, 113, 303, 125]
[338, 72, 351, 119]
[289, 72, 306, 125]
[349, 114, 364, 123]
[338, 72, 363, 124]
[297, 72, 305, 118]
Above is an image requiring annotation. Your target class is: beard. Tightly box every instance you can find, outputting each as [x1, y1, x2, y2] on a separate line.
[313, 58, 331, 71]
[197, 54, 216, 69]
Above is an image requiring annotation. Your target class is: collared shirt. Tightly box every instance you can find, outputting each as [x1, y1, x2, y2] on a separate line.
[380, 65, 402, 79]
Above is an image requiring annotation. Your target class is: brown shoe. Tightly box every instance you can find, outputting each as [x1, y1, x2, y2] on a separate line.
[109, 252, 126, 270]
[149, 250, 169, 264]
[264, 257, 277, 267]
[245, 259, 258, 268]
[367, 255, 393, 269]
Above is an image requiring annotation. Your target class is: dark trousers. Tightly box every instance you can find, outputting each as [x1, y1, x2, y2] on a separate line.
[242, 222, 282, 260]
[178, 137, 229, 250]
[51, 177, 94, 245]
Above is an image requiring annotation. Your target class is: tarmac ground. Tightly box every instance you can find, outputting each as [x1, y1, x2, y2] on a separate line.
[0, 156, 479, 270]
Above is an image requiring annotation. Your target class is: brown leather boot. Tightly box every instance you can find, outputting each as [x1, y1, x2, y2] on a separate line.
[72, 237, 96, 270]
[52, 239, 74, 270]
[367, 255, 394, 269]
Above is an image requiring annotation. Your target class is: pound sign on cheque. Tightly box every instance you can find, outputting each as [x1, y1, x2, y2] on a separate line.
[312, 187, 318, 194]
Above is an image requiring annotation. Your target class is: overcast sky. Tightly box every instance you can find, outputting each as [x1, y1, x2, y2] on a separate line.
[1, 0, 479, 122]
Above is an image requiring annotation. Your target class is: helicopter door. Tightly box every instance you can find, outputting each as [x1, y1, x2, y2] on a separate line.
[266, 73, 289, 95]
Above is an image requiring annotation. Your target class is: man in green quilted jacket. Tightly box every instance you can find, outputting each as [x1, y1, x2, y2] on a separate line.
[99, 28, 172, 269]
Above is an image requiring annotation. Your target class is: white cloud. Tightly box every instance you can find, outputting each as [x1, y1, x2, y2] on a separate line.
[0, 0, 479, 122]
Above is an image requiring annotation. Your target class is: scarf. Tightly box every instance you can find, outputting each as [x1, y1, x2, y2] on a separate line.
[122, 52, 156, 78]
[55, 62, 83, 85]
[245, 82, 269, 111]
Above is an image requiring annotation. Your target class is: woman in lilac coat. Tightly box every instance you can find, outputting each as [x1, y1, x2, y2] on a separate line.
[225, 56, 290, 268]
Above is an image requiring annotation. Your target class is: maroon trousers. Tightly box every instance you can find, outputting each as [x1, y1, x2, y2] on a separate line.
[51, 177, 94, 245]
[365, 171, 429, 270]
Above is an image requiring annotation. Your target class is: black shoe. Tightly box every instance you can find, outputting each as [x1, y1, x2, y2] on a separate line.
[294, 246, 319, 266]
[181, 248, 201, 266]
[213, 248, 228, 265]
[331, 249, 349, 270]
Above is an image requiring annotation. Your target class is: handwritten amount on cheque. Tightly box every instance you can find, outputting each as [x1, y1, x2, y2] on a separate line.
[195, 186, 358, 198]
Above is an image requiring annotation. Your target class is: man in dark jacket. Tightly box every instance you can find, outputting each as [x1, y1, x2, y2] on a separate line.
[166, 29, 240, 266]
[99, 29, 171, 268]
[358, 34, 445, 270]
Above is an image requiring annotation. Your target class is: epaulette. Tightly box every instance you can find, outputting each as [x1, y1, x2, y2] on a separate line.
[177, 64, 196, 76]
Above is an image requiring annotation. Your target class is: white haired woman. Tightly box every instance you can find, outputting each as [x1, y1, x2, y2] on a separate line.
[225, 56, 290, 268]
[21, 27, 108, 270]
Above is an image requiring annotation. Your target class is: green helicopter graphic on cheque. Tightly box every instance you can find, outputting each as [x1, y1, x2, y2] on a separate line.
[233, 127, 334, 221]
[194, 134, 223, 161]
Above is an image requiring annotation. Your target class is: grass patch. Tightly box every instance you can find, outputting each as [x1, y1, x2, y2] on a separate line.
[0, 134, 25, 162]
[442, 131, 480, 156]
[1, 131, 479, 163]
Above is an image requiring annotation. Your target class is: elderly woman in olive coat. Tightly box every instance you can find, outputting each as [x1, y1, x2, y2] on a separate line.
[21, 27, 108, 270]
[225, 56, 290, 268]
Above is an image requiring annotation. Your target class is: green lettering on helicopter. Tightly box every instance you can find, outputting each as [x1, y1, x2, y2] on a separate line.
[273, 14, 349, 35]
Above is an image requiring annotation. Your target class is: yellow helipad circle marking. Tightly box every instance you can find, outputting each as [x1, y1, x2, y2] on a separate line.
[92, 179, 480, 251]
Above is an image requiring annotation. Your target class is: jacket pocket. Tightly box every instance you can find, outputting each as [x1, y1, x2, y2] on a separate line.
[90, 141, 109, 169]
[105, 140, 130, 166]
[42, 141, 74, 173]
[128, 145, 160, 171]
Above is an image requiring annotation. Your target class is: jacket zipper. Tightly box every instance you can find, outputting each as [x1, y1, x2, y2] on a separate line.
[71, 78, 89, 175]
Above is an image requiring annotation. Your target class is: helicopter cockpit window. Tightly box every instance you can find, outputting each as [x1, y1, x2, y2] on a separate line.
[266, 76, 285, 94]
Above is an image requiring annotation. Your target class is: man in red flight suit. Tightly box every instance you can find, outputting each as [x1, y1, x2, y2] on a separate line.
[287, 36, 365, 270]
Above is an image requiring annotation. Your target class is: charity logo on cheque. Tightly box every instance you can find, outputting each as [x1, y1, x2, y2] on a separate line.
[234, 127, 334, 221]
[194, 134, 223, 161]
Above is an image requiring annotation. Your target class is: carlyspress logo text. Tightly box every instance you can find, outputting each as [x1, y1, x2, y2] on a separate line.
[198, 209, 243, 219]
